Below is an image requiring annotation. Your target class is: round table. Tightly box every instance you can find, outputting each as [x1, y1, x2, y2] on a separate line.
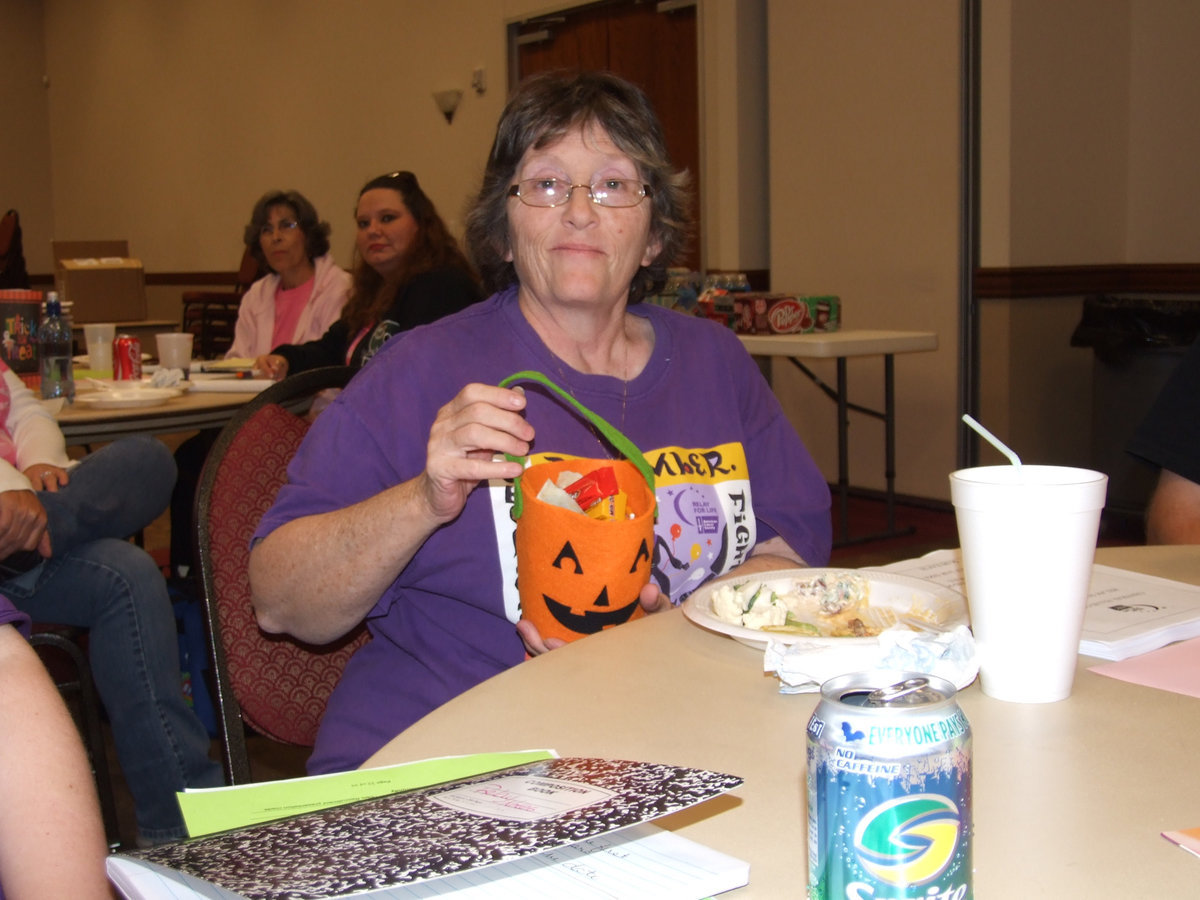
[366, 545, 1200, 897]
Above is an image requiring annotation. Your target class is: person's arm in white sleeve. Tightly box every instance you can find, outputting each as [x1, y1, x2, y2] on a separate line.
[4, 368, 71, 476]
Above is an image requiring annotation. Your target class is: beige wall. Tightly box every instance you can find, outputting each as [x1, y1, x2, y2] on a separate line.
[9, 0, 1200, 503]
[1127, 0, 1200, 260]
[0, 0, 54, 273]
[980, 0, 1200, 476]
[13, 0, 766, 297]
[39, 0, 511, 280]
[698, 0, 769, 271]
[767, 0, 963, 500]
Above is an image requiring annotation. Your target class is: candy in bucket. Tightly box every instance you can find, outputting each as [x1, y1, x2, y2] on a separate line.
[501, 371, 657, 643]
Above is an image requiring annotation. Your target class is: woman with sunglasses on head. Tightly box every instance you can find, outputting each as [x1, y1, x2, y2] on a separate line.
[254, 171, 482, 380]
[226, 189, 351, 360]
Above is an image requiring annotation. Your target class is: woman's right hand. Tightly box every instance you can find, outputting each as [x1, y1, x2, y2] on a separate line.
[420, 383, 533, 524]
[255, 354, 289, 381]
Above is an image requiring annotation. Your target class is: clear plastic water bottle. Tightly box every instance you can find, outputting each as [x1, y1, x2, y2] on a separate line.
[39, 291, 75, 402]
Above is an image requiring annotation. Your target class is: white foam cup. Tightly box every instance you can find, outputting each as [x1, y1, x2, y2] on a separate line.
[83, 323, 115, 377]
[155, 332, 194, 377]
[949, 465, 1108, 703]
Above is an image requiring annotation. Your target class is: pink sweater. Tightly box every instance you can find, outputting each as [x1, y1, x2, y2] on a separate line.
[226, 253, 351, 359]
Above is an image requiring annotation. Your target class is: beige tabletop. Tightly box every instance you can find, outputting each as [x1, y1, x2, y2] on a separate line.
[55, 384, 262, 446]
[366, 545, 1200, 897]
[736, 329, 938, 359]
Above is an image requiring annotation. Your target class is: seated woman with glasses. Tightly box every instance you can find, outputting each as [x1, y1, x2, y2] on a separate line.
[226, 189, 352, 359]
[253, 171, 482, 380]
[170, 189, 351, 577]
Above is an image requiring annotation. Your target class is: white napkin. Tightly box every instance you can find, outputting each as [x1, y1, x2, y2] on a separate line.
[763, 624, 978, 693]
[149, 368, 185, 388]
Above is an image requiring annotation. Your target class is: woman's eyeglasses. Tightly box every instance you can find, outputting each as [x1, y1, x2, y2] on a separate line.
[260, 219, 300, 237]
[508, 178, 651, 209]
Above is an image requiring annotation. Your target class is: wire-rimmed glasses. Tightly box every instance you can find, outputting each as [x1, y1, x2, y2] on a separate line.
[508, 178, 651, 209]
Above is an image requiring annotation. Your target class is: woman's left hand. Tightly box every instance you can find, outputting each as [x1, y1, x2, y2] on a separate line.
[22, 464, 70, 493]
[517, 582, 669, 656]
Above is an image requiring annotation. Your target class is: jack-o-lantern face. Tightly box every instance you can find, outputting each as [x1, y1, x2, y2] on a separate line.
[537, 537, 651, 636]
[515, 459, 656, 644]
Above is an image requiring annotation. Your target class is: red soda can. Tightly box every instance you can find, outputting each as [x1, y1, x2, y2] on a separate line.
[113, 334, 142, 380]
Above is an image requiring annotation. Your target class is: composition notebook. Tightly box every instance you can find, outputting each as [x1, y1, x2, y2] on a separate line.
[107, 756, 748, 900]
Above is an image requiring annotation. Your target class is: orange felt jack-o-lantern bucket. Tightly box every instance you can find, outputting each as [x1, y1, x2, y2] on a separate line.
[501, 371, 656, 644]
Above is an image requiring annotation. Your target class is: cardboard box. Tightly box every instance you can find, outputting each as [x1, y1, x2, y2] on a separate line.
[52, 240, 147, 323]
[0, 289, 43, 389]
[732, 293, 840, 334]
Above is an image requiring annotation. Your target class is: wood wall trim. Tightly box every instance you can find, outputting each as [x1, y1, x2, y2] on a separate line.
[975, 264, 1200, 299]
[30, 263, 1200, 297]
[30, 271, 239, 288]
[147, 271, 239, 286]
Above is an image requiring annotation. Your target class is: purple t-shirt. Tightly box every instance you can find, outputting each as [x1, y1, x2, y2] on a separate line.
[256, 288, 832, 772]
[0, 594, 29, 637]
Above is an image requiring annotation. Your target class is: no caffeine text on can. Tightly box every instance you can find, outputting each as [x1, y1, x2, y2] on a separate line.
[807, 671, 972, 899]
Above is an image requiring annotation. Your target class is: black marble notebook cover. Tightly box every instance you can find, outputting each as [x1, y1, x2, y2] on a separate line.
[119, 757, 744, 900]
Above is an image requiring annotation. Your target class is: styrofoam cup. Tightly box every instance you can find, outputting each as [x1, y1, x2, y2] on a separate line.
[155, 332, 194, 376]
[950, 465, 1108, 703]
[83, 322, 115, 376]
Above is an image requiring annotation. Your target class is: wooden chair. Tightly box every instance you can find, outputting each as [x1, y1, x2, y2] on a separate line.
[194, 366, 367, 783]
[181, 248, 262, 359]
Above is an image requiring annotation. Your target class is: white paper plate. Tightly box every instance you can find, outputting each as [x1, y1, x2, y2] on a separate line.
[77, 378, 138, 393]
[73, 387, 183, 409]
[682, 567, 968, 650]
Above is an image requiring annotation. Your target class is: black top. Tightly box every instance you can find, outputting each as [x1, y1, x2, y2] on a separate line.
[273, 265, 482, 374]
[1127, 336, 1200, 482]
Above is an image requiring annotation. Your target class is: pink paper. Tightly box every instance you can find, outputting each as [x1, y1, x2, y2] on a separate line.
[1089, 636, 1200, 698]
[1163, 826, 1200, 859]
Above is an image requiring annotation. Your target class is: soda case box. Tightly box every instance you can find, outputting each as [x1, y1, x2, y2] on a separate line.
[0, 289, 42, 389]
[51, 239, 147, 323]
[733, 293, 840, 334]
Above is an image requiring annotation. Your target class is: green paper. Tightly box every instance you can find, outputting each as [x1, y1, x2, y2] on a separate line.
[177, 749, 556, 838]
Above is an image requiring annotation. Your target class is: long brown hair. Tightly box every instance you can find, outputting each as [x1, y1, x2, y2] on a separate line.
[344, 171, 476, 334]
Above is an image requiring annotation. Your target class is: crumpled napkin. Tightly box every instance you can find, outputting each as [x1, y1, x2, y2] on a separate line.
[149, 367, 185, 388]
[763, 624, 978, 694]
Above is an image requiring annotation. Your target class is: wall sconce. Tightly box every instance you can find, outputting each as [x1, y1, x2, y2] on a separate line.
[432, 89, 464, 124]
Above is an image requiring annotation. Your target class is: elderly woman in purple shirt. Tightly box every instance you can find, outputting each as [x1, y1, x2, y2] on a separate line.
[249, 72, 832, 774]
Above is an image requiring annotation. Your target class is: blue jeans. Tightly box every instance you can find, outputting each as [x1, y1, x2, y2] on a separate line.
[2, 436, 223, 843]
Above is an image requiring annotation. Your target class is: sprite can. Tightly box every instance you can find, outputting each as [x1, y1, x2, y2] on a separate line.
[807, 671, 972, 899]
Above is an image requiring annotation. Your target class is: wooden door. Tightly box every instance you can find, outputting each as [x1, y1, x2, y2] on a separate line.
[513, 1, 701, 272]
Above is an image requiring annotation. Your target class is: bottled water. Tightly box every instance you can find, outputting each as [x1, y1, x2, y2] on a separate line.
[39, 291, 75, 402]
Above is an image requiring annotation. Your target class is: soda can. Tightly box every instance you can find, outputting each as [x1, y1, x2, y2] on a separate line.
[113, 334, 142, 381]
[807, 671, 972, 899]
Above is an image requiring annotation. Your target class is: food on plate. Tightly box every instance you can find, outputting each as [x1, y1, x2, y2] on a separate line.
[709, 571, 877, 637]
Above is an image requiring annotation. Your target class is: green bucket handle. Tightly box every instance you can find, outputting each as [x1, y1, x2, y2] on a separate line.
[499, 370, 656, 519]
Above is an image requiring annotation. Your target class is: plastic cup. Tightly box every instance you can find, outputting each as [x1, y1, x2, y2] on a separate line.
[950, 465, 1108, 703]
[156, 332, 194, 377]
[83, 323, 115, 377]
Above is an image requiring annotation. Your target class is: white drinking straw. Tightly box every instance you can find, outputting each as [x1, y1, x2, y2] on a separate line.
[961, 414, 1022, 467]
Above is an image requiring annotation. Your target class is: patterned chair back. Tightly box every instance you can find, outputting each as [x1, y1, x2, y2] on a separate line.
[195, 366, 366, 782]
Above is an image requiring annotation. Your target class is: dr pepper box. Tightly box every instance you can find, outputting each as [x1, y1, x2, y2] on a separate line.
[732, 293, 840, 335]
[0, 289, 42, 389]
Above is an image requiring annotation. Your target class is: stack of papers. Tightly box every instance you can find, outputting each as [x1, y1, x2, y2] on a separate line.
[1076, 568, 1200, 660]
[874, 549, 1200, 662]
